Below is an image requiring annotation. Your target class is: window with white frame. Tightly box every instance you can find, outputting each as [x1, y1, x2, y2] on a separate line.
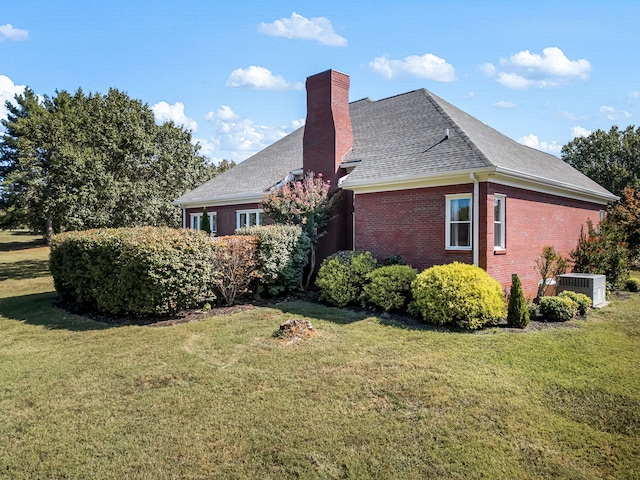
[190, 212, 217, 233]
[494, 195, 506, 250]
[236, 209, 263, 229]
[446, 194, 472, 249]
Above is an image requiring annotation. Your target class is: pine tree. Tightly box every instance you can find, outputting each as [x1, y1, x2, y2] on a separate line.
[507, 273, 530, 328]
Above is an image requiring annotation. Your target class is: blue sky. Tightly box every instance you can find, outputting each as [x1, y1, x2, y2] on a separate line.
[2, 1, 639, 163]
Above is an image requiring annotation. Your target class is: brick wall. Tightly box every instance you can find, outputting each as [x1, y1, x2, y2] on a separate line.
[482, 184, 604, 299]
[354, 182, 605, 299]
[354, 184, 474, 270]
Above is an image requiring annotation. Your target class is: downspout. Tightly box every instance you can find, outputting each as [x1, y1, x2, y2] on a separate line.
[182, 208, 187, 229]
[469, 173, 479, 266]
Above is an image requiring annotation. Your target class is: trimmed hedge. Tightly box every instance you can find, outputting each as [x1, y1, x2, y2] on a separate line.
[49, 227, 217, 316]
[362, 265, 417, 312]
[237, 225, 310, 295]
[315, 251, 377, 307]
[411, 262, 506, 330]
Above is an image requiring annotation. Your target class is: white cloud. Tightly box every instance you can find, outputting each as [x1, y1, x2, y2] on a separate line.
[599, 105, 632, 120]
[503, 47, 591, 78]
[465, 91, 476, 100]
[151, 101, 198, 131]
[483, 47, 591, 90]
[226, 66, 303, 91]
[561, 111, 586, 122]
[571, 125, 592, 138]
[493, 100, 517, 108]
[202, 105, 297, 162]
[0, 75, 27, 129]
[257, 12, 347, 47]
[370, 53, 456, 82]
[630, 91, 639, 102]
[518, 133, 562, 155]
[479, 63, 496, 77]
[0, 24, 29, 41]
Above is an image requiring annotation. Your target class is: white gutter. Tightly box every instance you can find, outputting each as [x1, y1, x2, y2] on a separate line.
[470, 173, 479, 267]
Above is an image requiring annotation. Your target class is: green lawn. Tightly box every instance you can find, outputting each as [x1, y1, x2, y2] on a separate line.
[1, 230, 639, 479]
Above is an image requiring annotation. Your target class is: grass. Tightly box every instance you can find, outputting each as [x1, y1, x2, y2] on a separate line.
[1, 229, 639, 479]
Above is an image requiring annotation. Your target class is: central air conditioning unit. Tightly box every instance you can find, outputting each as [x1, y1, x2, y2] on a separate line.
[557, 273, 607, 307]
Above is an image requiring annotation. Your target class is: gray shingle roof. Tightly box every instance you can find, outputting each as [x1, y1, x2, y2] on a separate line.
[174, 88, 616, 206]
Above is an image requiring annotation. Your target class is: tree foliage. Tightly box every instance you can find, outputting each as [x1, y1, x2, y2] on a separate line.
[561, 125, 640, 197]
[1, 87, 220, 240]
[607, 187, 640, 264]
[261, 171, 340, 287]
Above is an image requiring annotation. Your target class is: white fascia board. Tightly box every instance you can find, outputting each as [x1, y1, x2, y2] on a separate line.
[172, 192, 263, 209]
[489, 168, 618, 205]
[341, 167, 617, 205]
[341, 168, 495, 194]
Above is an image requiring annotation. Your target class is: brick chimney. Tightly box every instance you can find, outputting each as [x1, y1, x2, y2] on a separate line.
[303, 70, 353, 188]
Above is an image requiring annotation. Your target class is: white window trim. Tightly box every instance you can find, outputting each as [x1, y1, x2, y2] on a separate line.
[445, 194, 473, 251]
[236, 209, 263, 229]
[494, 194, 506, 251]
[190, 212, 217, 233]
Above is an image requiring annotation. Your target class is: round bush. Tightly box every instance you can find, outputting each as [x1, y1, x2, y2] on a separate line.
[361, 265, 417, 312]
[411, 262, 506, 330]
[538, 296, 577, 322]
[315, 251, 377, 307]
[625, 277, 640, 292]
[558, 290, 592, 316]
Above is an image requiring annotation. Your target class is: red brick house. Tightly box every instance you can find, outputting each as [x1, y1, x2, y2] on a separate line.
[174, 69, 617, 297]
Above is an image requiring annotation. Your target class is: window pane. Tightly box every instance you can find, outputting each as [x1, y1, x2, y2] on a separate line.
[210, 215, 217, 233]
[249, 212, 257, 226]
[240, 213, 247, 227]
[191, 215, 200, 230]
[451, 198, 470, 221]
[450, 223, 470, 247]
[494, 223, 502, 247]
[494, 198, 501, 222]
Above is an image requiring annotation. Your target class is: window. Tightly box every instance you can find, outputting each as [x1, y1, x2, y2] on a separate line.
[236, 209, 263, 229]
[494, 195, 506, 250]
[446, 194, 472, 250]
[190, 212, 217, 233]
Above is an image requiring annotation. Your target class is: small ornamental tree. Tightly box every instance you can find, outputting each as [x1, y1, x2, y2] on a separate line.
[507, 273, 530, 328]
[535, 246, 568, 299]
[200, 208, 211, 235]
[261, 171, 340, 288]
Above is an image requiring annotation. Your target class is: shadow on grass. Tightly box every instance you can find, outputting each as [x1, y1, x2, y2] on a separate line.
[0, 233, 47, 252]
[0, 259, 51, 281]
[274, 299, 445, 332]
[0, 292, 111, 331]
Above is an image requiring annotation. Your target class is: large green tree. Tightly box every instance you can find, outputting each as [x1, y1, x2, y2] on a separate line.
[561, 125, 640, 197]
[1, 87, 220, 240]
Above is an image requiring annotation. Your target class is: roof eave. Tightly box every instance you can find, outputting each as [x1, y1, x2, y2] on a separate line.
[172, 192, 263, 208]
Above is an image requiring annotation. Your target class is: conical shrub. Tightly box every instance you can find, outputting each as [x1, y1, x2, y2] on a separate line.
[507, 273, 530, 328]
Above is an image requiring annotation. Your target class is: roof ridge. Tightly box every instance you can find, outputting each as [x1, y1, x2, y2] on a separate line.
[419, 89, 493, 168]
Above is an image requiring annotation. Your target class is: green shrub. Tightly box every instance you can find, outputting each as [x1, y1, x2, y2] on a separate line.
[625, 277, 640, 292]
[361, 265, 417, 312]
[411, 262, 506, 330]
[507, 273, 530, 328]
[49, 227, 217, 316]
[382, 254, 406, 266]
[558, 290, 592, 316]
[315, 251, 377, 307]
[528, 304, 539, 320]
[538, 296, 577, 322]
[237, 225, 311, 295]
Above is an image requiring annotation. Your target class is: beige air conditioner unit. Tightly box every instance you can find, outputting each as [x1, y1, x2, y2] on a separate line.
[557, 273, 607, 307]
